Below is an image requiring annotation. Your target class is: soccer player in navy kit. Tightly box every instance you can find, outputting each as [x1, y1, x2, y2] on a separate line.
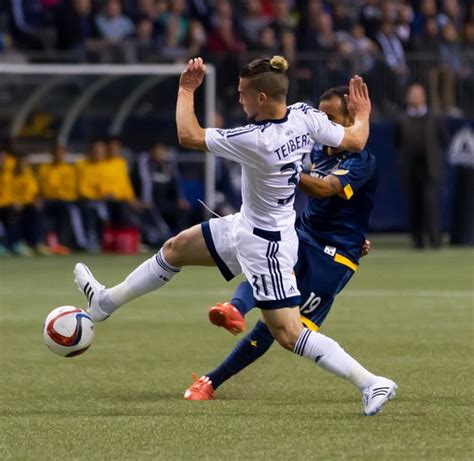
[185, 86, 395, 415]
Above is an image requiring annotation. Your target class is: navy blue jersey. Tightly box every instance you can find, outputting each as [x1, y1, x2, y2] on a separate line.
[297, 145, 377, 264]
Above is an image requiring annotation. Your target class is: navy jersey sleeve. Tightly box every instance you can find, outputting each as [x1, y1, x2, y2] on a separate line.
[331, 150, 375, 200]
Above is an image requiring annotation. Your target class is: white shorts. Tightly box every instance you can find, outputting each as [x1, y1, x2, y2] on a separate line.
[201, 213, 301, 309]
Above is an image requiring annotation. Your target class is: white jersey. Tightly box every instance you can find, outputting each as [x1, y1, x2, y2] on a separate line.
[205, 102, 344, 231]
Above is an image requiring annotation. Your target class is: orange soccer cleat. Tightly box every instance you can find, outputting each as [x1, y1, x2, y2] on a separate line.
[184, 374, 216, 401]
[208, 302, 246, 335]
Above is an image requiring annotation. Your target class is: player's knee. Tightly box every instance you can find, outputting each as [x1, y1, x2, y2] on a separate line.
[272, 326, 301, 351]
[163, 231, 191, 266]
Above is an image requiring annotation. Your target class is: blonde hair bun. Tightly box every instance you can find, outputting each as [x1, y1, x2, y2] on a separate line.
[270, 55, 288, 72]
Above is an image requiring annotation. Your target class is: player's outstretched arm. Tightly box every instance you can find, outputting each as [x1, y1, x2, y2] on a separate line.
[339, 76, 371, 152]
[176, 57, 207, 151]
[298, 173, 343, 198]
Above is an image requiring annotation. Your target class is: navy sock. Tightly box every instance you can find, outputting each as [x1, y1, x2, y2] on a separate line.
[206, 320, 275, 389]
[230, 281, 256, 317]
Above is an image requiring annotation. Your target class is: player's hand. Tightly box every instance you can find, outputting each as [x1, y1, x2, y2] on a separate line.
[179, 57, 207, 92]
[361, 239, 372, 257]
[345, 75, 371, 120]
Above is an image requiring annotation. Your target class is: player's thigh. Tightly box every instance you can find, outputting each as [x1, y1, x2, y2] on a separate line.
[163, 224, 215, 266]
[260, 307, 303, 350]
[296, 242, 354, 327]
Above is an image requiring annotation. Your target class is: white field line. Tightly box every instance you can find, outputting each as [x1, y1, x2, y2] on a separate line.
[0, 288, 472, 298]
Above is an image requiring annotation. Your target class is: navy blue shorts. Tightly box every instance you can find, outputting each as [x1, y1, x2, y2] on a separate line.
[295, 240, 355, 329]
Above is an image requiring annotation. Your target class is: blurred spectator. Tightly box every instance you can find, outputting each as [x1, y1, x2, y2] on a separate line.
[437, 0, 463, 30]
[331, 2, 354, 33]
[96, 0, 135, 41]
[414, 17, 444, 112]
[337, 23, 377, 75]
[376, 20, 408, 77]
[158, 0, 189, 45]
[280, 27, 296, 68]
[380, 0, 398, 24]
[206, 14, 245, 107]
[438, 22, 463, 116]
[239, 0, 270, 48]
[395, 2, 415, 49]
[76, 139, 108, 252]
[359, 0, 382, 39]
[11, 156, 48, 255]
[255, 25, 278, 54]
[1, 0, 473, 122]
[102, 136, 137, 227]
[413, 0, 437, 34]
[132, 0, 168, 25]
[133, 143, 190, 246]
[269, 0, 296, 40]
[134, 16, 159, 62]
[206, 15, 245, 56]
[209, 0, 233, 29]
[95, 0, 136, 62]
[414, 17, 440, 57]
[37, 143, 86, 254]
[53, 0, 97, 58]
[8, 0, 54, 50]
[0, 149, 19, 255]
[394, 83, 448, 249]
[301, 12, 338, 53]
[375, 20, 409, 110]
[159, 16, 188, 61]
[459, 21, 474, 111]
[184, 19, 206, 56]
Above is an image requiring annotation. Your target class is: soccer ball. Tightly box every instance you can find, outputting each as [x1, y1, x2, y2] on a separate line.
[43, 306, 95, 357]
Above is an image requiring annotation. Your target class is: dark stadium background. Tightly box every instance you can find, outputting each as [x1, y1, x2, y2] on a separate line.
[0, 0, 472, 254]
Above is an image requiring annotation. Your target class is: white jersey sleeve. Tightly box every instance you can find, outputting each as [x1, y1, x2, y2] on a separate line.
[303, 104, 345, 147]
[206, 126, 259, 166]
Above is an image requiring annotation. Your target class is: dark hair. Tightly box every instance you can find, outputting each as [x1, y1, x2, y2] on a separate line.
[319, 86, 350, 118]
[239, 55, 289, 101]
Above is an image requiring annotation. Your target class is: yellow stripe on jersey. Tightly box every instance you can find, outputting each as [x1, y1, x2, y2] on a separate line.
[333, 169, 349, 175]
[300, 316, 319, 332]
[343, 183, 354, 199]
[334, 253, 358, 272]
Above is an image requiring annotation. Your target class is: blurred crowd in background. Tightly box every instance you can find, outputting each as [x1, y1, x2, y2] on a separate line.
[1, 0, 473, 117]
[0, 0, 472, 256]
[0, 137, 218, 255]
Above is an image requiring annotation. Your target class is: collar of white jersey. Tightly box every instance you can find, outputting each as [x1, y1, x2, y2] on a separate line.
[250, 108, 290, 126]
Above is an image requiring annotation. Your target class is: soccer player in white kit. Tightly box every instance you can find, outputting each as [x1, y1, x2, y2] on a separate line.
[74, 56, 397, 414]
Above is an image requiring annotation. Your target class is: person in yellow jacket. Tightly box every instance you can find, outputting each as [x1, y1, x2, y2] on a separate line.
[76, 139, 109, 251]
[0, 149, 17, 255]
[103, 136, 140, 228]
[11, 156, 44, 255]
[37, 143, 87, 253]
[103, 137, 136, 201]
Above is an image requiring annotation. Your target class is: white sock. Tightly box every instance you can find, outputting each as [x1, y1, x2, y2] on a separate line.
[293, 328, 377, 390]
[101, 249, 180, 315]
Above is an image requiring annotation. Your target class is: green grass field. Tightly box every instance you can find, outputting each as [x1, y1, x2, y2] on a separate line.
[0, 243, 473, 460]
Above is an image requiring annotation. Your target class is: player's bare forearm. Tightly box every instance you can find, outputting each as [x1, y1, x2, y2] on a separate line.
[176, 57, 207, 151]
[298, 173, 343, 198]
[176, 88, 206, 151]
[341, 114, 370, 152]
[339, 75, 371, 152]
